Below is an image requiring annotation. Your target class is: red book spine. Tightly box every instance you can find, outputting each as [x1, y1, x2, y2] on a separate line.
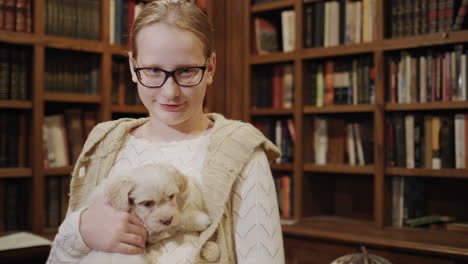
[3, 0, 15, 31]
[15, 0, 26, 32]
[325, 61, 334, 105]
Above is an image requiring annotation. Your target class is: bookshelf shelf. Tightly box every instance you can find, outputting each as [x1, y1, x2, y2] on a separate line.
[0, 168, 32, 179]
[0, 31, 39, 46]
[250, 0, 294, 13]
[249, 52, 295, 65]
[379, 30, 468, 51]
[44, 36, 105, 53]
[0, 100, 33, 109]
[304, 164, 374, 174]
[44, 167, 73, 176]
[111, 105, 148, 114]
[385, 168, 468, 179]
[251, 108, 294, 116]
[270, 163, 294, 171]
[304, 105, 375, 114]
[301, 44, 376, 60]
[385, 102, 468, 112]
[283, 216, 468, 258]
[44, 93, 101, 104]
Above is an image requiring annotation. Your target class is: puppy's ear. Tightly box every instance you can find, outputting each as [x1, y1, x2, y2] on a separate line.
[105, 174, 135, 212]
[175, 169, 189, 209]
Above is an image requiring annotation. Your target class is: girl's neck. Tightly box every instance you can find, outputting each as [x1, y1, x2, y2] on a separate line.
[138, 114, 213, 142]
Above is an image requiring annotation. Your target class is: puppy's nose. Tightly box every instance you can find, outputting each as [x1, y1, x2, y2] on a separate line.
[160, 217, 173, 226]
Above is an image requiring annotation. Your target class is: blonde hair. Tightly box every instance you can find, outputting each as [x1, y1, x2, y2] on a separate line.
[130, 0, 214, 58]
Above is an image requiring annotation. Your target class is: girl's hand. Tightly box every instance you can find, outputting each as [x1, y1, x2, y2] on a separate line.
[79, 195, 147, 254]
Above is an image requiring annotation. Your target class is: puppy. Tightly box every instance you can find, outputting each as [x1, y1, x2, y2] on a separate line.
[79, 163, 211, 264]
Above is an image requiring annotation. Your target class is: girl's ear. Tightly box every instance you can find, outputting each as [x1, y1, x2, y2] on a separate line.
[205, 52, 216, 85]
[105, 174, 135, 212]
[128, 51, 139, 84]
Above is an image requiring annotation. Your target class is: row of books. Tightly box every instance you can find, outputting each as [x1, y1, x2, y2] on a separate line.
[43, 109, 97, 168]
[254, 118, 295, 164]
[273, 173, 294, 219]
[111, 59, 141, 105]
[0, 0, 32, 33]
[311, 117, 374, 166]
[304, 57, 375, 106]
[253, 10, 295, 54]
[387, 113, 468, 169]
[387, 46, 468, 104]
[252, 64, 294, 109]
[45, 0, 100, 40]
[1, 179, 30, 231]
[0, 111, 26, 168]
[390, 0, 468, 38]
[0, 45, 30, 100]
[45, 176, 70, 228]
[110, 0, 208, 46]
[304, 0, 375, 48]
[44, 51, 100, 95]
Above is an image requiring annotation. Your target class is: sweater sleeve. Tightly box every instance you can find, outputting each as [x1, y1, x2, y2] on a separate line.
[231, 148, 285, 264]
[46, 207, 91, 264]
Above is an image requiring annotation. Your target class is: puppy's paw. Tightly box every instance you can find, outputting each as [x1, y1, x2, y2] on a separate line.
[195, 212, 211, 230]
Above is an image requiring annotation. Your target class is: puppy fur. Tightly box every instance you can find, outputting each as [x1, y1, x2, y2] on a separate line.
[79, 163, 211, 264]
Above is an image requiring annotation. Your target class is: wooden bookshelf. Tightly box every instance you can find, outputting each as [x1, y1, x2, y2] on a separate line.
[245, 0, 468, 262]
[0, 0, 226, 250]
[250, 0, 294, 13]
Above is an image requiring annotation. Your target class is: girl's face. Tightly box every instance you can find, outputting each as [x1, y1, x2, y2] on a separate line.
[129, 22, 215, 129]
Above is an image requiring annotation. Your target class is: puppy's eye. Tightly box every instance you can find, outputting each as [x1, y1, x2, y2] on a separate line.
[168, 194, 176, 200]
[141, 201, 155, 208]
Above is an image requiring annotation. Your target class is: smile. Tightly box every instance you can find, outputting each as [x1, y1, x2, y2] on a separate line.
[160, 103, 183, 111]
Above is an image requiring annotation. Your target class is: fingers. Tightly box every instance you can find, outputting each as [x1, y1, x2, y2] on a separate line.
[126, 222, 147, 241]
[121, 232, 146, 249]
[128, 213, 145, 226]
[112, 243, 145, 255]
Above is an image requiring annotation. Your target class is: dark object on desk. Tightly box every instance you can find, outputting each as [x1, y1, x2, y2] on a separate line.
[331, 246, 392, 264]
[0, 245, 50, 264]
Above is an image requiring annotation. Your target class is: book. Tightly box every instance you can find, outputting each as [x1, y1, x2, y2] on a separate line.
[455, 114, 466, 169]
[281, 10, 295, 52]
[64, 108, 84, 165]
[406, 215, 455, 227]
[314, 117, 328, 165]
[253, 17, 279, 55]
[439, 115, 455, 168]
[43, 114, 70, 168]
[453, 0, 468, 30]
[0, 232, 51, 251]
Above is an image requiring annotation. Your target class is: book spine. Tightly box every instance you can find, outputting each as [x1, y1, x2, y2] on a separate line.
[455, 114, 466, 169]
[453, 0, 468, 30]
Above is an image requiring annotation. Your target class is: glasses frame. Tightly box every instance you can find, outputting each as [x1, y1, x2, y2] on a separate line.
[133, 57, 209, 88]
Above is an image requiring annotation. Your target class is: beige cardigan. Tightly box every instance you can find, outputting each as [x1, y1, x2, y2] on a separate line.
[69, 113, 281, 263]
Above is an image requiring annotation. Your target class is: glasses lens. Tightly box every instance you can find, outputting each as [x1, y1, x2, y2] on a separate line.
[138, 69, 166, 87]
[174, 68, 204, 86]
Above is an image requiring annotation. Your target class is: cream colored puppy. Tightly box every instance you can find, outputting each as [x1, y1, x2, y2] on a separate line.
[79, 163, 211, 264]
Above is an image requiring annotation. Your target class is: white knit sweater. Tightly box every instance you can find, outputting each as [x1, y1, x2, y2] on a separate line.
[47, 130, 284, 263]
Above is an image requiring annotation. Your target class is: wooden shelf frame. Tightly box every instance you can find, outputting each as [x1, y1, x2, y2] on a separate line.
[243, 0, 468, 260]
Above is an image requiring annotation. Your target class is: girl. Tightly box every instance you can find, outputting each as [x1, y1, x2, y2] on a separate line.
[47, 1, 284, 263]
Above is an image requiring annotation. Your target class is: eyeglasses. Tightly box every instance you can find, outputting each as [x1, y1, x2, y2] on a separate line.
[133, 58, 209, 88]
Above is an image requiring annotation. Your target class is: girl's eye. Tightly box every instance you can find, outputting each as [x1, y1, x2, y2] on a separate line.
[168, 194, 175, 200]
[142, 201, 155, 208]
